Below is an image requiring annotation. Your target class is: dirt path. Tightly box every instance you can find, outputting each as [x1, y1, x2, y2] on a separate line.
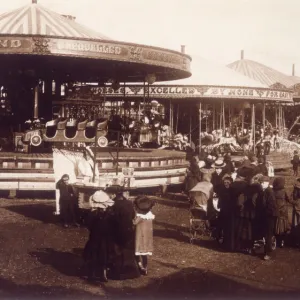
[0, 198, 299, 299]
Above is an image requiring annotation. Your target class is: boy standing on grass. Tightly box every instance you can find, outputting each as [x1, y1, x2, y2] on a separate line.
[291, 150, 300, 176]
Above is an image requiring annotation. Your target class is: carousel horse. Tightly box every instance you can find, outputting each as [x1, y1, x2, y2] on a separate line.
[159, 125, 172, 148]
[199, 132, 215, 146]
[173, 133, 191, 151]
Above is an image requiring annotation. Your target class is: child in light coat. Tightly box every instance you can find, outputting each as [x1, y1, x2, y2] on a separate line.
[133, 196, 155, 275]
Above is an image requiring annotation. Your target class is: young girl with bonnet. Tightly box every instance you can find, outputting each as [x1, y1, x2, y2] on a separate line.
[133, 195, 155, 275]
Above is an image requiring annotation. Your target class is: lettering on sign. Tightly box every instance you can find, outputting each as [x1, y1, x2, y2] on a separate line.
[0, 39, 22, 48]
[67, 86, 293, 101]
[56, 40, 122, 55]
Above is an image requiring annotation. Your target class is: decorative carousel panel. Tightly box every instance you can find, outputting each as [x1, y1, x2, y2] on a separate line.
[65, 85, 294, 102]
[0, 36, 191, 82]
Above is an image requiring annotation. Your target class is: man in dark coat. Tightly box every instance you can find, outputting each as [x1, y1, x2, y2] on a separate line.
[260, 176, 278, 260]
[217, 176, 234, 251]
[230, 167, 252, 251]
[291, 150, 300, 176]
[255, 157, 268, 176]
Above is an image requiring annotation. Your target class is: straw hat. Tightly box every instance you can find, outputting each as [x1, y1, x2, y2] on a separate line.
[212, 159, 226, 168]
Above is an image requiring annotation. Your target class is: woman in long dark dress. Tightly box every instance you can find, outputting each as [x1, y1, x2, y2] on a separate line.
[235, 173, 264, 253]
[273, 177, 291, 247]
[109, 190, 140, 280]
[83, 191, 115, 282]
[56, 174, 78, 228]
[217, 176, 234, 251]
[230, 167, 251, 252]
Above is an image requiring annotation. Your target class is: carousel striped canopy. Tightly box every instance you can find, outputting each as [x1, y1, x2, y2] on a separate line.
[0, 1, 110, 40]
[161, 55, 268, 88]
[227, 59, 300, 89]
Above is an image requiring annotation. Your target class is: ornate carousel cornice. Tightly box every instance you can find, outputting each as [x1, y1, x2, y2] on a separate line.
[0, 1, 191, 82]
[65, 84, 294, 103]
[0, 34, 191, 79]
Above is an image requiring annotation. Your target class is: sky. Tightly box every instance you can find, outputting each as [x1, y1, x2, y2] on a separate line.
[1, 0, 300, 76]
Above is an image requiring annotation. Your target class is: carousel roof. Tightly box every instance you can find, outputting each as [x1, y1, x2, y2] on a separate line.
[0, 1, 110, 39]
[227, 59, 300, 88]
[90, 55, 293, 103]
[0, 1, 191, 82]
[162, 55, 268, 88]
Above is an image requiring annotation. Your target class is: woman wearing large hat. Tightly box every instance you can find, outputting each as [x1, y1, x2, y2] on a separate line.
[82, 190, 115, 282]
[200, 155, 215, 183]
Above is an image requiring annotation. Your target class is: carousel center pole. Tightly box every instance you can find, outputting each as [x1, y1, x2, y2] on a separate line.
[262, 102, 266, 134]
[199, 101, 202, 154]
[252, 103, 255, 153]
[242, 106, 244, 133]
[212, 103, 215, 131]
[189, 105, 192, 143]
[34, 83, 39, 119]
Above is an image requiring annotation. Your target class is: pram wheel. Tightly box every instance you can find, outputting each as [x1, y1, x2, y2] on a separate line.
[272, 236, 277, 250]
[217, 236, 224, 245]
[189, 218, 207, 243]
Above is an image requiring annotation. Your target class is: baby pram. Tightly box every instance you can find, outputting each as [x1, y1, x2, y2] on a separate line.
[189, 182, 221, 243]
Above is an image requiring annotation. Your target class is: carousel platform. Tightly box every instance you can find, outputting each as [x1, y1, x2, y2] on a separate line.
[0, 148, 189, 194]
[232, 150, 291, 170]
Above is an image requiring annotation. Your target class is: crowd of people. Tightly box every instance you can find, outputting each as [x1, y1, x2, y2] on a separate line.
[185, 151, 300, 260]
[56, 175, 155, 282]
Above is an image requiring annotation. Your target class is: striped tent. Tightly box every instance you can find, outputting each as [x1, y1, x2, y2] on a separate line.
[227, 59, 300, 88]
[162, 55, 268, 88]
[0, 1, 110, 40]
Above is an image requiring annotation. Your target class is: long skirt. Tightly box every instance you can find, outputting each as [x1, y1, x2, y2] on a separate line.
[235, 217, 253, 249]
[221, 213, 236, 252]
[109, 242, 140, 280]
[275, 217, 290, 235]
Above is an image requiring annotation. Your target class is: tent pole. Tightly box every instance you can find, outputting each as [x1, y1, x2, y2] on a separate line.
[242, 107, 244, 133]
[252, 103, 255, 152]
[189, 104, 192, 145]
[212, 103, 215, 131]
[263, 102, 266, 135]
[222, 101, 225, 133]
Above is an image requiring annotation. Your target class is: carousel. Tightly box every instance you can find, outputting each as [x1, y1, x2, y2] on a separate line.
[68, 55, 295, 170]
[0, 0, 192, 198]
[228, 51, 300, 143]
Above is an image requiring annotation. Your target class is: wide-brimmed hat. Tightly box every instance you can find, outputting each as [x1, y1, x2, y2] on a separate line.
[134, 195, 155, 214]
[89, 190, 114, 209]
[198, 161, 206, 169]
[212, 159, 226, 169]
[251, 173, 264, 184]
[237, 166, 254, 179]
[233, 160, 243, 169]
[205, 155, 215, 166]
